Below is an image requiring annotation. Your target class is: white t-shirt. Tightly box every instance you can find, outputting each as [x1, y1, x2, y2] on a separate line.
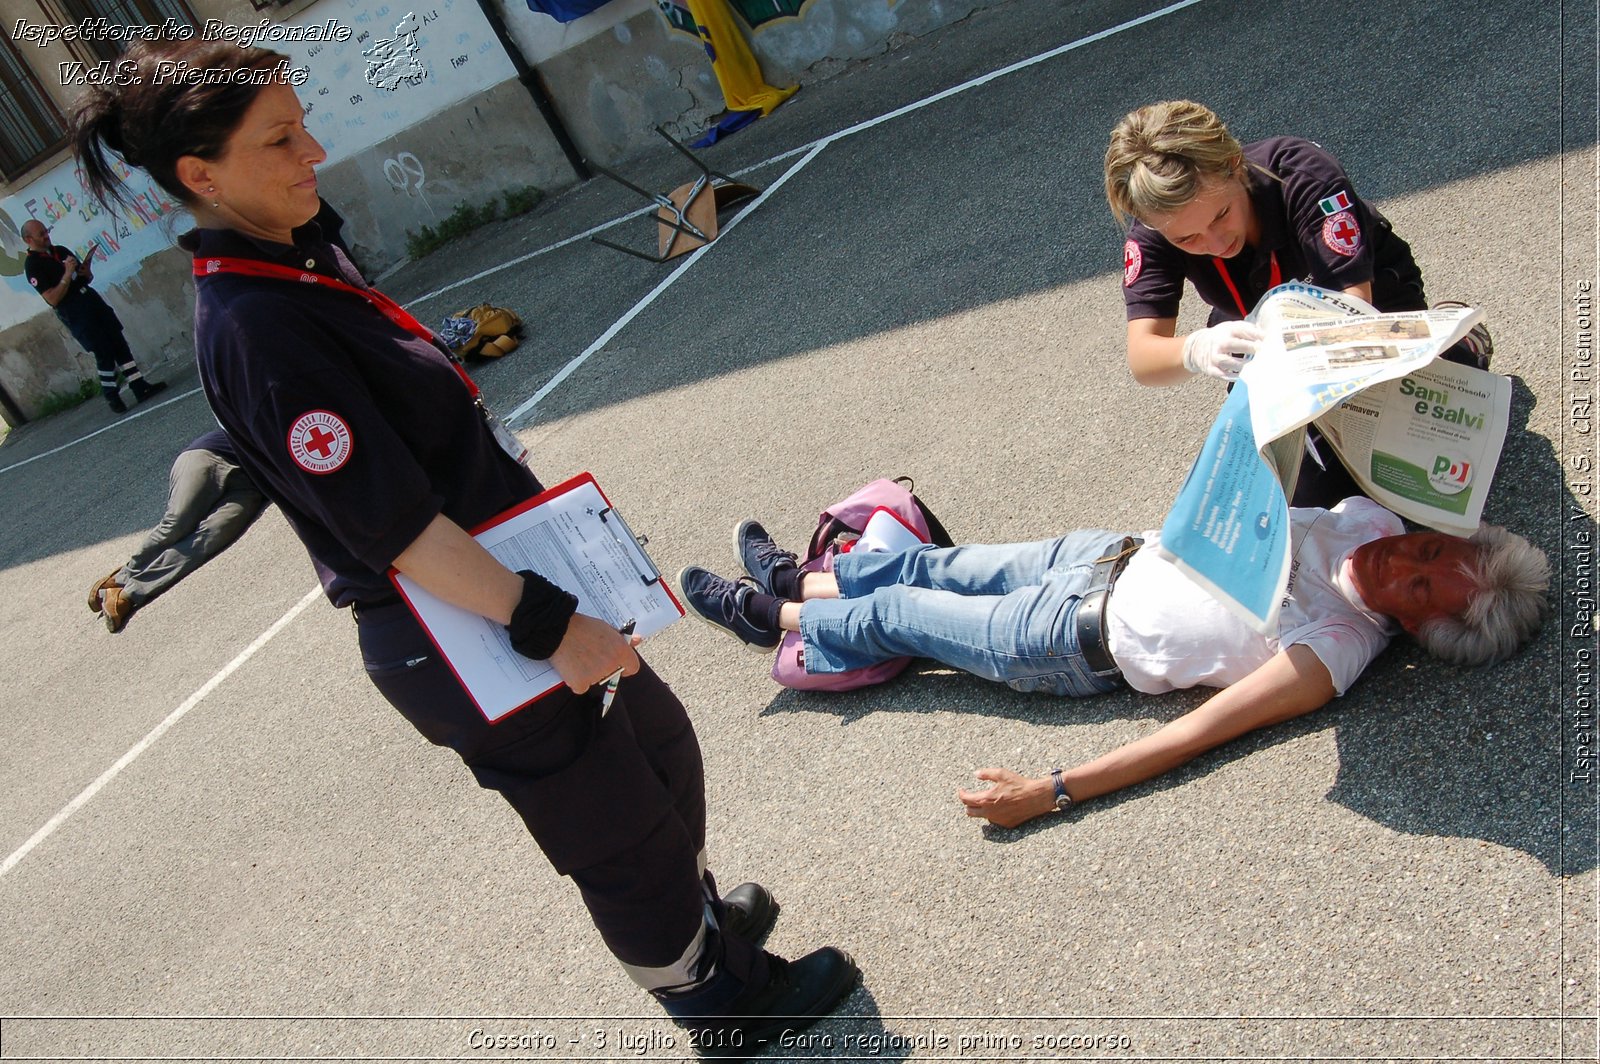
[1106, 498, 1403, 696]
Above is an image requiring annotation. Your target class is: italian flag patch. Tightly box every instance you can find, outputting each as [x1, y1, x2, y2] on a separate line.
[1318, 190, 1353, 216]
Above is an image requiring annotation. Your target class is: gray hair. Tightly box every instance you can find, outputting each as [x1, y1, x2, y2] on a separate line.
[1415, 525, 1550, 667]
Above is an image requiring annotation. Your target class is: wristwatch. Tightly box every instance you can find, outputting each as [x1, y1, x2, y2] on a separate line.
[1050, 767, 1073, 813]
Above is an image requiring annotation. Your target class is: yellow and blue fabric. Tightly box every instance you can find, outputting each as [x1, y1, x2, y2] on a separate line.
[684, 0, 796, 116]
[524, 0, 612, 23]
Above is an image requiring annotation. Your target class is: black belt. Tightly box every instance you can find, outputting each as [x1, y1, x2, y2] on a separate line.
[350, 593, 403, 621]
[1073, 536, 1142, 677]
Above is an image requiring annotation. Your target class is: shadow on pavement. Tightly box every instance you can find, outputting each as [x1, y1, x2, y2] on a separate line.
[0, 0, 1592, 582]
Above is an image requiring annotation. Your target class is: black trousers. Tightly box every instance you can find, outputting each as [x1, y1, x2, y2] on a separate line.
[57, 291, 137, 394]
[355, 601, 762, 984]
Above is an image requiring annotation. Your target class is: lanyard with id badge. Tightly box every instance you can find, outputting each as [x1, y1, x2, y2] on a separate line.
[192, 255, 529, 466]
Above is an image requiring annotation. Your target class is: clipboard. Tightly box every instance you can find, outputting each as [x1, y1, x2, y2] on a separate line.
[390, 472, 684, 723]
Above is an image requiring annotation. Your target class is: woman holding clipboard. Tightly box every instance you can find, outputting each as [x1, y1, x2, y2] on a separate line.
[72, 39, 854, 1047]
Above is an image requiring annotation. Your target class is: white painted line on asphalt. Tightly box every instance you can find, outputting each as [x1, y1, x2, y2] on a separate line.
[503, 141, 829, 426]
[0, 585, 323, 881]
[0, 387, 202, 476]
[404, 0, 1206, 314]
[399, 203, 662, 306]
[814, 0, 1207, 145]
[397, 146, 821, 309]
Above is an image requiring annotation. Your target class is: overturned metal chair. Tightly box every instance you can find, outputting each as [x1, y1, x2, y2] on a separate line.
[588, 126, 761, 263]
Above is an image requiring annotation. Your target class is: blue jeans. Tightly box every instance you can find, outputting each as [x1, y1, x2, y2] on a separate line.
[798, 530, 1130, 697]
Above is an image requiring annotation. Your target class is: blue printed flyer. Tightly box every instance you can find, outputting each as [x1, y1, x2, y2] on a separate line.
[1155, 383, 1292, 634]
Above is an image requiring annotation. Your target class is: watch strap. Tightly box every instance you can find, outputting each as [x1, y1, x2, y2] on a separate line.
[1050, 767, 1073, 812]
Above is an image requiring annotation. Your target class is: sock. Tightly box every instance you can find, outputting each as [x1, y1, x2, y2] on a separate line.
[770, 565, 803, 601]
[745, 590, 784, 632]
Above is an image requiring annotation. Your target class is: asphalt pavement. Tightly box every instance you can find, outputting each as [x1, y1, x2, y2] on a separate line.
[1, 0, 1596, 1060]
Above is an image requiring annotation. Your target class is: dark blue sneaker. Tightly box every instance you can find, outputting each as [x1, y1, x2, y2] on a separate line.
[678, 566, 782, 649]
[733, 519, 798, 596]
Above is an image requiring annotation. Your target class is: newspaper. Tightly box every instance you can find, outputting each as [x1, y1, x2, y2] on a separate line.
[1155, 283, 1512, 634]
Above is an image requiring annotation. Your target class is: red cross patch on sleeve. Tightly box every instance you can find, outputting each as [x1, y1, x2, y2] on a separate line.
[1321, 211, 1361, 257]
[287, 410, 353, 474]
[1123, 239, 1143, 286]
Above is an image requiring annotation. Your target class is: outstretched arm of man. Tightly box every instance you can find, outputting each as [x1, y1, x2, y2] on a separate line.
[957, 644, 1336, 828]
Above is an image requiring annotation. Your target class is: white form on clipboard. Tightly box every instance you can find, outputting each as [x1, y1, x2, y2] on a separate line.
[390, 473, 684, 723]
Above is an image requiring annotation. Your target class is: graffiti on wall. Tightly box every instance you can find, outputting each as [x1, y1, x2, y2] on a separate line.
[0, 158, 183, 280]
[291, 0, 512, 166]
[0, 154, 188, 332]
[381, 150, 438, 218]
[0, 0, 516, 331]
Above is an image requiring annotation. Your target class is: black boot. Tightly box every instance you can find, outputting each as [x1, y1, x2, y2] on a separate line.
[131, 379, 168, 402]
[720, 882, 778, 945]
[657, 946, 859, 1060]
[106, 393, 127, 415]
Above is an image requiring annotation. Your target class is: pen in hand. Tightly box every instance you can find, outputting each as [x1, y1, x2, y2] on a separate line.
[599, 619, 637, 717]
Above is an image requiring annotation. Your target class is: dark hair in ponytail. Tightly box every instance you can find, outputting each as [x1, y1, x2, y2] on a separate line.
[73, 39, 291, 212]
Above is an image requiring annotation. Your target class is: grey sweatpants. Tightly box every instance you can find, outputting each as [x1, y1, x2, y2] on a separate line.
[118, 448, 266, 607]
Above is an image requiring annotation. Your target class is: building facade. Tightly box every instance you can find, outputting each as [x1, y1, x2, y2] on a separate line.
[0, 0, 997, 423]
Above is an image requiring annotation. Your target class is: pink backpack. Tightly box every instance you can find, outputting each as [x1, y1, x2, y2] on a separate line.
[771, 478, 954, 691]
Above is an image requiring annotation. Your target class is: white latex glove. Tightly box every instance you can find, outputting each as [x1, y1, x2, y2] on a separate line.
[1181, 321, 1265, 380]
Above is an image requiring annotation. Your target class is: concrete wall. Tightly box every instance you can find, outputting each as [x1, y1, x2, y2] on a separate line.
[0, 0, 1007, 424]
[0, 315, 97, 412]
[733, 0, 991, 83]
[536, 6, 725, 162]
[311, 80, 579, 271]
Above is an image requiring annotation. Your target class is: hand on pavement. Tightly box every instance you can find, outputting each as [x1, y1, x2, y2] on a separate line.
[958, 767, 1055, 828]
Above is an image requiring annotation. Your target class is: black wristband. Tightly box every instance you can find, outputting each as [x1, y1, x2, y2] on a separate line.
[506, 570, 579, 661]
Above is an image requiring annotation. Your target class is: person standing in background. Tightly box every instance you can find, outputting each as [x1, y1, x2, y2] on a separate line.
[23, 220, 168, 415]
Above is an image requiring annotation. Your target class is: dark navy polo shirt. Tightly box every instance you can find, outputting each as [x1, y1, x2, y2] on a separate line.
[24, 244, 85, 294]
[1121, 137, 1424, 324]
[183, 224, 541, 608]
[24, 244, 93, 302]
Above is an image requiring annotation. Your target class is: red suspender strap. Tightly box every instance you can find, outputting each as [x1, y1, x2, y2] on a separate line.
[1210, 251, 1279, 319]
[193, 256, 478, 397]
